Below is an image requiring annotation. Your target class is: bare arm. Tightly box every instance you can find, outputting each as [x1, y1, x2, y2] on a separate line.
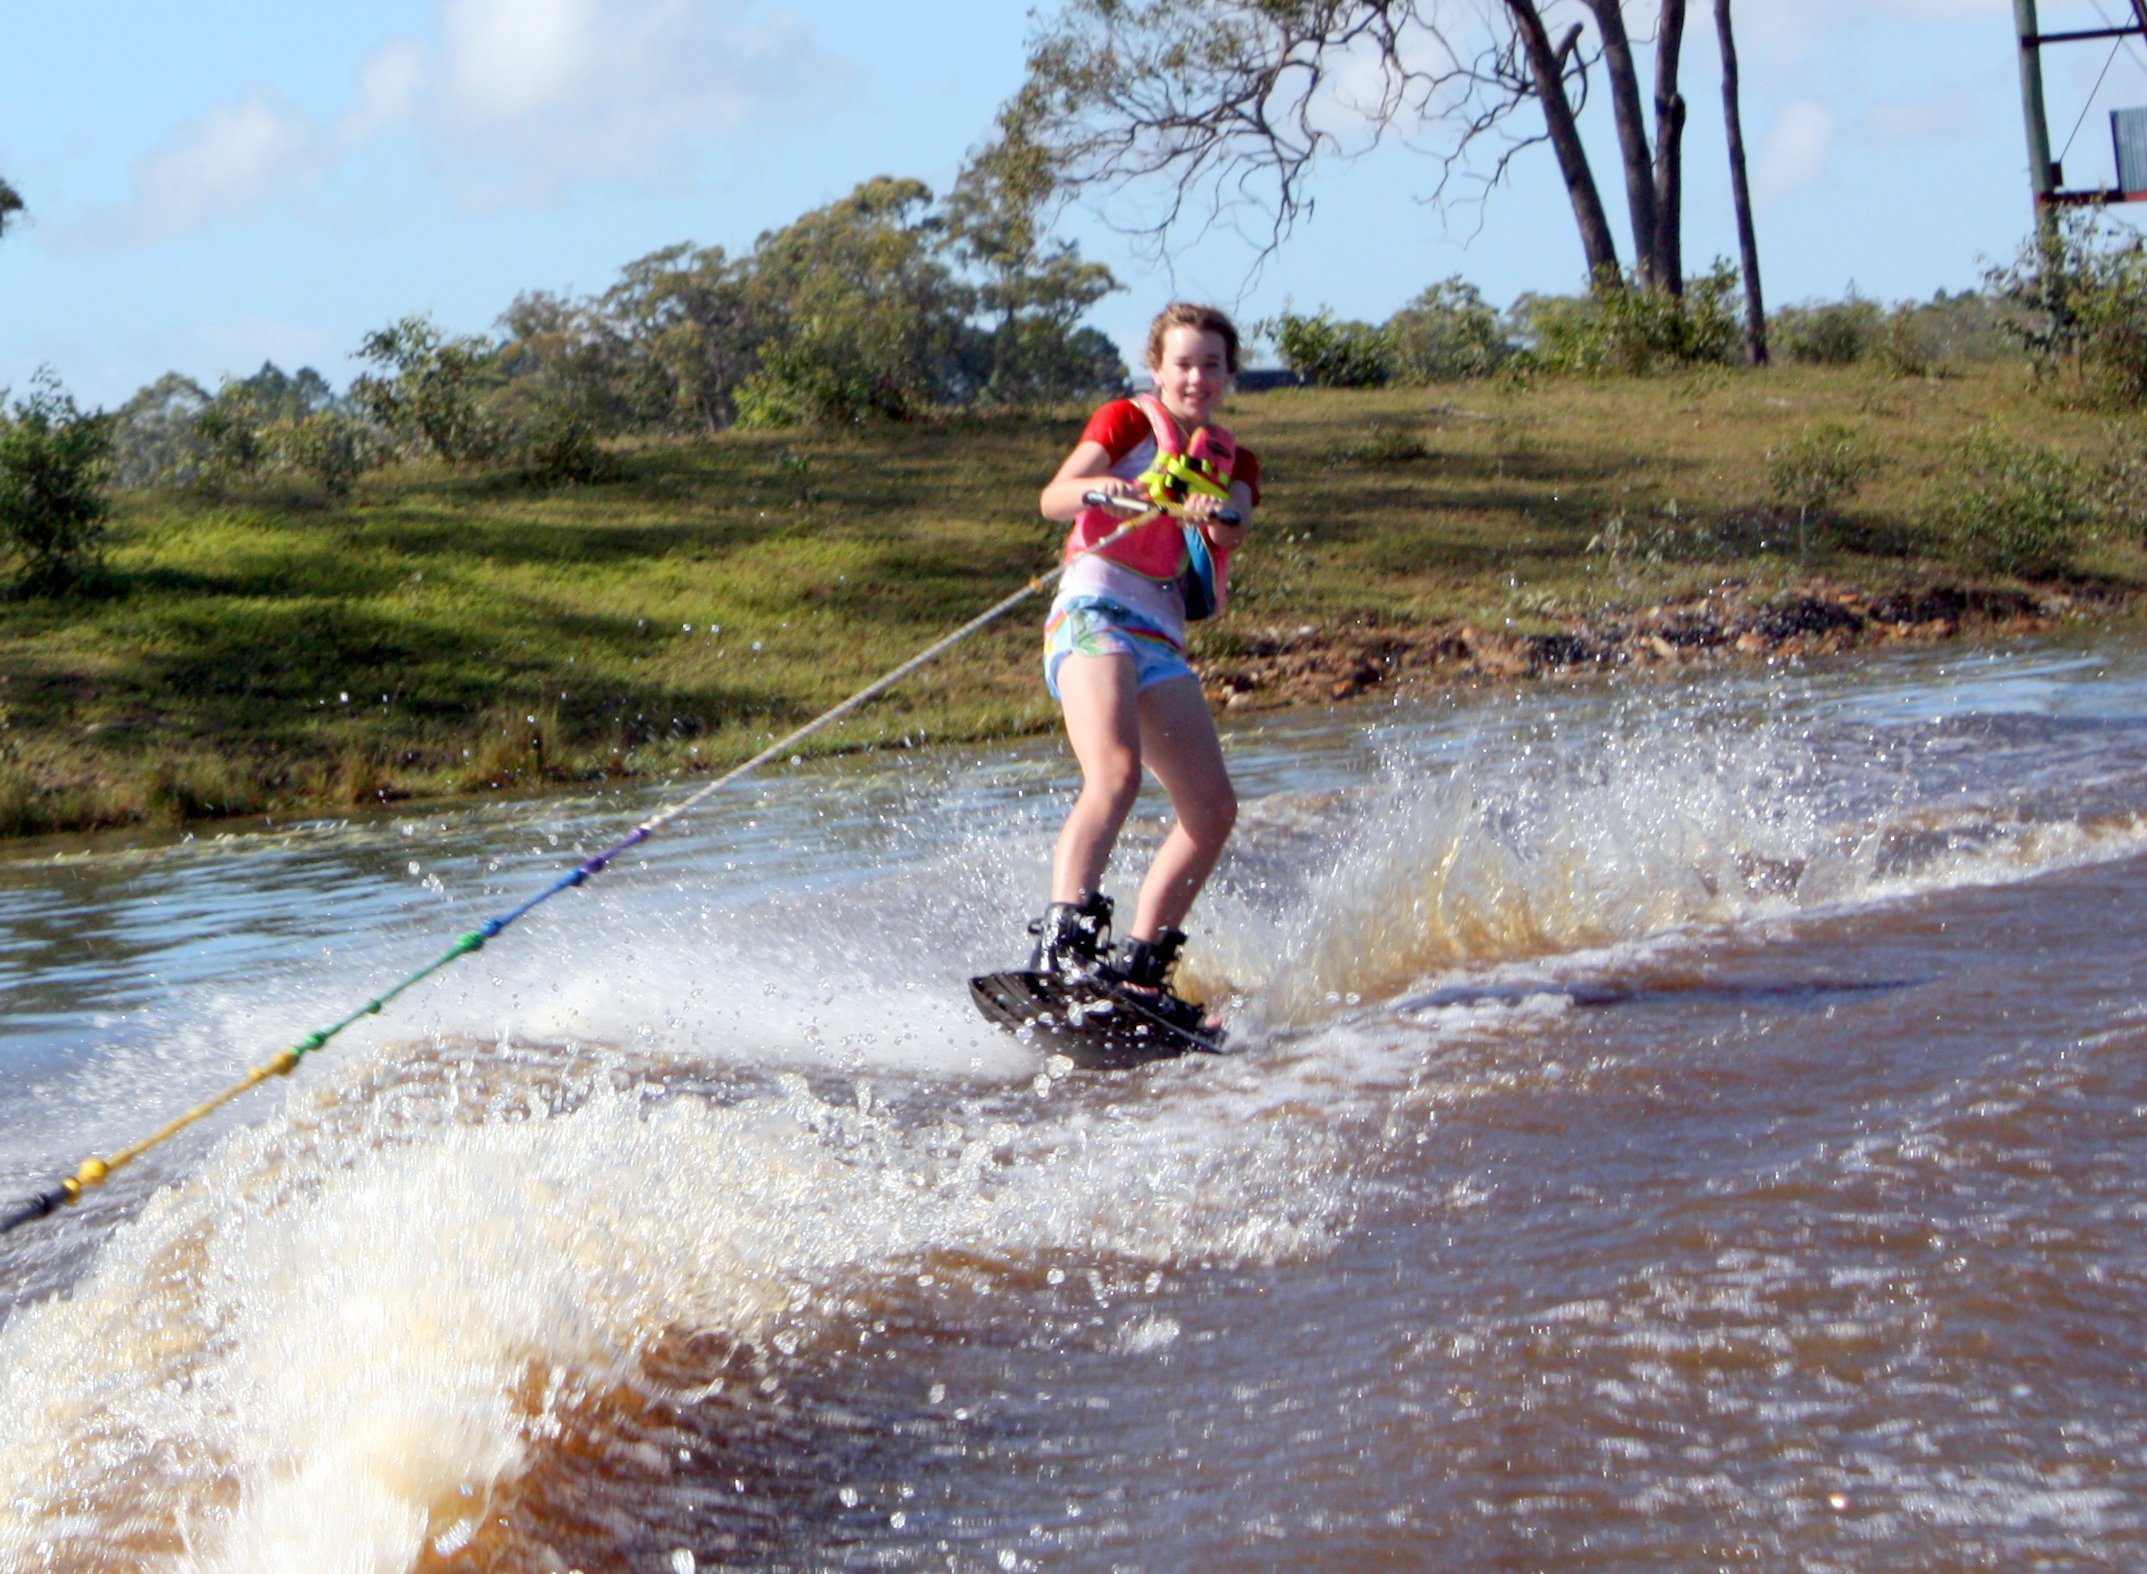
[1041, 440, 1145, 522]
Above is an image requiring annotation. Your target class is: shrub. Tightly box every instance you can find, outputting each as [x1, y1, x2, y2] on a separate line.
[508, 396, 619, 486]
[731, 370, 809, 431]
[2096, 427, 2147, 542]
[1265, 309, 1393, 387]
[1386, 278, 1509, 383]
[1988, 217, 2147, 409]
[0, 370, 114, 595]
[480, 363, 622, 484]
[2064, 250, 2147, 410]
[1875, 306, 1934, 379]
[1894, 290, 2020, 366]
[1767, 422, 1877, 556]
[1930, 427, 2095, 577]
[269, 411, 378, 497]
[1515, 262, 1741, 377]
[1323, 420, 1429, 468]
[1771, 295, 1884, 365]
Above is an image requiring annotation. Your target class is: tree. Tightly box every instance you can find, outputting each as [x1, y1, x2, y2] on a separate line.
[350, 314, 500, 461]
[195, 380, 271, 482]
[496, 291, 637, 429]
[1268, 308, 1394, 385]
[599, 244, 765, 433]
[948, 112, 1127, 405]
[1714, 0, 1766, 362]
[0, 178, 22, 241]
[735, 177, 977, 426]
[111, 372, 213, 488]
[992, 1, 1750, 302]
[190, 362, 346, 486]
[219, 361, 339, 423]
[1388, 277, 1511, 380]
[0, 371, 114, 595]
[487, 291, 635, 482]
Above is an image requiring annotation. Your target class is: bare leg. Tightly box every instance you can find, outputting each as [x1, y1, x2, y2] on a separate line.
[1050, 652, 1142, 904]
[1127, 676, 1237, 940]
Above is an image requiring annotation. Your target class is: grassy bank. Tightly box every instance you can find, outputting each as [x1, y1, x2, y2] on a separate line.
[3, 365, 2143, 838]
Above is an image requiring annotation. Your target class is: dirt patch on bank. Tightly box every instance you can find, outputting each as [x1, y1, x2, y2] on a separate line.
[1201, 583, 2114, 710]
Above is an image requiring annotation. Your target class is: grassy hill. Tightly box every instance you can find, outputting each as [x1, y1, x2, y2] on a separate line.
[3, 365, 2141, 839]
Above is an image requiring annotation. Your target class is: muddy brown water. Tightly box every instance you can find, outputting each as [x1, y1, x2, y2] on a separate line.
[4, 634, 2146, 1570]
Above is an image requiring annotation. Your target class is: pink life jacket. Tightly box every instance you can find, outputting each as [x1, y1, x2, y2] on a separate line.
[1063, 394, 1238, 618]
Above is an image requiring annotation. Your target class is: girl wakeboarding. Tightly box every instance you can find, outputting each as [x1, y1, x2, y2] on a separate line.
[1018, 302, 1261, 1039]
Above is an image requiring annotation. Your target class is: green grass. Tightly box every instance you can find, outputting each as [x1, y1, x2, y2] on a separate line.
[3, 367, 2142, 838]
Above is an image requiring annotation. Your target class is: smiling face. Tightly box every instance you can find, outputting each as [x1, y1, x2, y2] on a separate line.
[1148, 325, 1233, 428]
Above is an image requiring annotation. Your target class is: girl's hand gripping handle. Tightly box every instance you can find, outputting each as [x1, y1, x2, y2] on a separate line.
[1082, 488, 1242, 527]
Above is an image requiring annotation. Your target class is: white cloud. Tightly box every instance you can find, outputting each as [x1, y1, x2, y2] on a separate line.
[428, 0, 840, 204]
[1756, 100, 1839, 204]
[441, 0, 594, 124]
[64, 2, 838, 248]
[70, 90, 329, 249]
[340, 39, 428, 145]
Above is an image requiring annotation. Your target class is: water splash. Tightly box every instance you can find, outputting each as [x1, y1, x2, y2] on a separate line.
[0, 1022, 1354, 1569]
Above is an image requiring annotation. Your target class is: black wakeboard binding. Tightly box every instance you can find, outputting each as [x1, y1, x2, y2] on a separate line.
[1103, 927, 1215, 1038]
[1027, 891, 1114, 978]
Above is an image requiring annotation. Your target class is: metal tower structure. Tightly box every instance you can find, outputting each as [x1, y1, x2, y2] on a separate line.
[2014, 0, 2147, 217]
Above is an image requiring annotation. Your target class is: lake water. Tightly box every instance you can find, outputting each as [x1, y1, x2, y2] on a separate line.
[4, 632, 2147, 1570]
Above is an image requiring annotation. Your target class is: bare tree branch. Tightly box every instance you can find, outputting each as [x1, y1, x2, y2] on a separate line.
[994, 1, 1758, 307]
[1006, 1, 1553, 271]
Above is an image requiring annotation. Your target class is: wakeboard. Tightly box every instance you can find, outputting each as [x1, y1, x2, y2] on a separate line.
[969, 968, 1227, 1070]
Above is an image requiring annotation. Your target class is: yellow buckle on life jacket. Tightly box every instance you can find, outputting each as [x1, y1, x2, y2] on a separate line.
[1137, 451, 1231, 512]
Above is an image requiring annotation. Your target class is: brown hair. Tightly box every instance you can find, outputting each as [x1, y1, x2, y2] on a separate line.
[1145, 302, 1241, 375]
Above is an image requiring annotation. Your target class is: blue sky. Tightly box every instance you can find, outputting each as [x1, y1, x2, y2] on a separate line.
[5, 0, 2145, 409]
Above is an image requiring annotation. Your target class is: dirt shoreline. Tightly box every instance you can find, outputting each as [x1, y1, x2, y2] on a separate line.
[1201, 582, 2120, 710]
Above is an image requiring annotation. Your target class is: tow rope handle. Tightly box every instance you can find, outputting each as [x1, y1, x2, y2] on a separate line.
[1088, 487, 1242, 528]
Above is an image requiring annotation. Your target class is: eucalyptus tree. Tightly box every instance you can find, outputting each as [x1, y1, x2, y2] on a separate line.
[110, 372, 212, 488]
[601, 244, 766, 434]
[947, 119, 1128, 405]
[735, 176, 978, 425]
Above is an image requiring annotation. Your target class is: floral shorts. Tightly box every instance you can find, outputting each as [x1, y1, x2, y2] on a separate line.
[1043, 597, 1195, 701]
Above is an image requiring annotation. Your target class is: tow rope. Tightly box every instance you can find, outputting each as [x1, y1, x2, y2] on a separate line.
[2, 489, 1236, 1237]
